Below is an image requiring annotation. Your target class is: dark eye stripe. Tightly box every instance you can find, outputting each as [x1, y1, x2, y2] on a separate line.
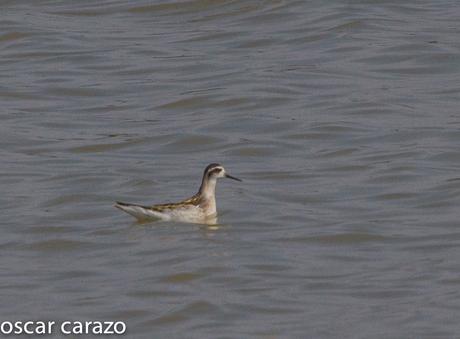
[209, 168, 222, 175]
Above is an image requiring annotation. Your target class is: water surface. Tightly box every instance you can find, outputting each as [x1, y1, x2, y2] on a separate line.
[2, 1, 460, 338]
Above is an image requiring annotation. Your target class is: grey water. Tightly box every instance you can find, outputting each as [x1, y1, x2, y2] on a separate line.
[2, 1, 460, 338]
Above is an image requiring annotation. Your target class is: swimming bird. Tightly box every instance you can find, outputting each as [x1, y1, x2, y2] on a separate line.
[115, 163, 241, 223]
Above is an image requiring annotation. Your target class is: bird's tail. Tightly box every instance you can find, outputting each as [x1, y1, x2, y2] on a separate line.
[114, 201, 162, 221]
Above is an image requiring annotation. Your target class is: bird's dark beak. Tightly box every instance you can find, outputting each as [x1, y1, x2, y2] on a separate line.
[225, 173, 242, 182]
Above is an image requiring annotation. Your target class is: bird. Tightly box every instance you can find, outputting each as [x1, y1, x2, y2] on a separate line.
[114, 163, 241, 224]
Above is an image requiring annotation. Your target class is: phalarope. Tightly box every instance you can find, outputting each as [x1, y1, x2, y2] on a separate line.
[115, 163, 241, 223]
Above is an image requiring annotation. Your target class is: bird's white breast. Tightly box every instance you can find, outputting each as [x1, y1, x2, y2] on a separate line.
[164, 205, 211, 223]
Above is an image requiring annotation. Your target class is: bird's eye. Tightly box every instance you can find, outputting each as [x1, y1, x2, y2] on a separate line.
[209, 168, 222, 176]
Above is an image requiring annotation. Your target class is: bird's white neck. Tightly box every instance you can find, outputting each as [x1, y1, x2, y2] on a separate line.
[199, 177, 217, 216]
